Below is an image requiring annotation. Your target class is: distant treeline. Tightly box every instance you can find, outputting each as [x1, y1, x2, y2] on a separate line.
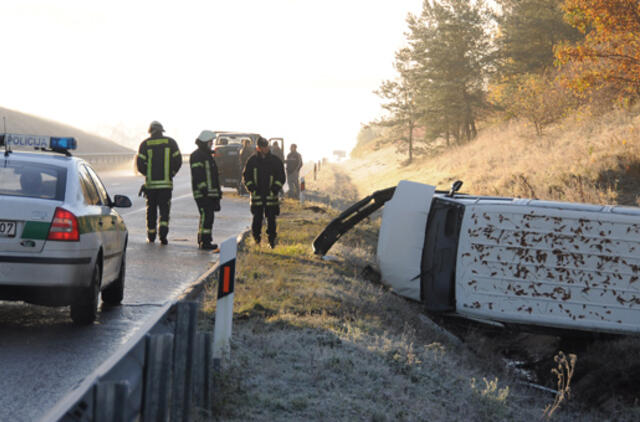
[360, 0, 640, 163]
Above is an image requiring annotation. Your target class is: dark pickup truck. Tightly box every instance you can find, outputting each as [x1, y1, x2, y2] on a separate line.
[213, 132, 260, 193]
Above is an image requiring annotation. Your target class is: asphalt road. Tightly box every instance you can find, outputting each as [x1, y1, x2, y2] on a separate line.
[0, 167, 251, 422]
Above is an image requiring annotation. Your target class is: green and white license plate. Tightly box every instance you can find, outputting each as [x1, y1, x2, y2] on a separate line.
[0, 220, 17, 237]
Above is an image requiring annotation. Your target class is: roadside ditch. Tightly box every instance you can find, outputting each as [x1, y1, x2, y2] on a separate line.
[187, 194, 640, 421]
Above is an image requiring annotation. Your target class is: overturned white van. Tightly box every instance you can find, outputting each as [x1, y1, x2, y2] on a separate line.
[314, 180, 640, 336]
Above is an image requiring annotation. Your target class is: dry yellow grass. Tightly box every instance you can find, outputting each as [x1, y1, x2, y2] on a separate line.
[310, 106, 640, 207]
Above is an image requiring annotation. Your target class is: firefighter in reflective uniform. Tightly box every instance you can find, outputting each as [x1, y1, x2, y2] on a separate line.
[190, 130, 221, 250]
[243, 137, 286, 248]
[136, 121, 182, 245]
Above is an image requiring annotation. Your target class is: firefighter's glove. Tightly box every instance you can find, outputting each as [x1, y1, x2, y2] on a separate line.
[213, 199, 221, 212]
[199, 187, 208, 198]
[271, 186, 280, 196]
[138, 185, 147, 198]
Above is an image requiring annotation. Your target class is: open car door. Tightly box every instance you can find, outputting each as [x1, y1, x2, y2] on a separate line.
[312, 187, 396, 256]
[268, 137, 284, 153]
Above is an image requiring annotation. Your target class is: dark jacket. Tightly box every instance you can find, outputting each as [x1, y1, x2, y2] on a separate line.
[137, 135, 182, 189]
[243, 152, 285, 207]
[271, 144, 284, 162]
[286, 151, 303, 174]
[190, 143, 221, 200]
[239, 146, 254, 171]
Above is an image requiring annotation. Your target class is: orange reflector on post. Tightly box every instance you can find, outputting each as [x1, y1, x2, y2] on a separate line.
[223, 266, 231, 294]
[217, 259, 235, 299]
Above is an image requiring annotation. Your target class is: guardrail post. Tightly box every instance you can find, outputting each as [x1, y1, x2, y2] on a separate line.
[142, 333, 174, 422]
[94, 381, 128, 422]
[192, 332, 213, 415]
[213, 237, 237, 370]
[171, 301, 198, 422]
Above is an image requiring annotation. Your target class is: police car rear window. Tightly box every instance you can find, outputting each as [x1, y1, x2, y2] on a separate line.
[0, 163, 66, 200]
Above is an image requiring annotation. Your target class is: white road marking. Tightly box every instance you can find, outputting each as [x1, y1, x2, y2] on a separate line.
[121, 192, 194, 216]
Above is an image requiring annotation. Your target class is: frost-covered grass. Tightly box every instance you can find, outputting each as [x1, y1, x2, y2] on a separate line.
[199, 199, 622, 421]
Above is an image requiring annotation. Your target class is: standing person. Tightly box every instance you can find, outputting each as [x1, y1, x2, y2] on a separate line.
[190, 130, 222, 250]
[271, 140, 284, 162]
[270, 140, 285, 199]
[136, 121, 182, 245]
[238, 138, 254, 195]
[285, 143, 303, 199]
[243, 137, 286, 248]
[239, 138, 254, 169]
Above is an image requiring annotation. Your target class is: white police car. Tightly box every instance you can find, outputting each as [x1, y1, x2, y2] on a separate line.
[0, 134, 132, 324]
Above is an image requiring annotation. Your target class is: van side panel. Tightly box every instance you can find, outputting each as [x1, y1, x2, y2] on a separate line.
[456, 204, 640, 335]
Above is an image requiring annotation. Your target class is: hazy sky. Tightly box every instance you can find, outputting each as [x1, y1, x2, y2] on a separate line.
[3, 1, 423, 160]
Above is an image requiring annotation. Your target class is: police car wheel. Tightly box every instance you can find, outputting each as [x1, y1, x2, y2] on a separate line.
[102, 252, 125, 305]
[70, 262, 101, 325]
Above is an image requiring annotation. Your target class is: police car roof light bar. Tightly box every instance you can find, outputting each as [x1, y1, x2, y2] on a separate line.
[1, 133, 77, 156]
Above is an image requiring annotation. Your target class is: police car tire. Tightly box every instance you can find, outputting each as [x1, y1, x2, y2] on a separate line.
[70, 262, 101, 325]
[102, 252, 125, 305]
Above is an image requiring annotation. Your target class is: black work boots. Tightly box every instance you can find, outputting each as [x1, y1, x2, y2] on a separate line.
[199, 242, 218, 251]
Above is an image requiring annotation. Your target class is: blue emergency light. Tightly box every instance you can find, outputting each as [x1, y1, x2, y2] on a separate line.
[50, 137, 77, 150]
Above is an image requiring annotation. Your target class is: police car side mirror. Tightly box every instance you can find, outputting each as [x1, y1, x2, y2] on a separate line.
[112, 194, 132, 208]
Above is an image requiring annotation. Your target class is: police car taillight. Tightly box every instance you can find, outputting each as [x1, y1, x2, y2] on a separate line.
[47, 207, 80, 241]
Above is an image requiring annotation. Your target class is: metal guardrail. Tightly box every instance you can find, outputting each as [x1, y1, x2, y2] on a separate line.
[76, 153, 136, 170]
[42, 246, 229, 422]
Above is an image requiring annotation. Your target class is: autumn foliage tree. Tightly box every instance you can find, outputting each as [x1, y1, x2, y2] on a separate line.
[556, 0, 640, 100]
[489, 71, 576, 135]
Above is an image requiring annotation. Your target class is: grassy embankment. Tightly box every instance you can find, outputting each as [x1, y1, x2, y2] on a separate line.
[196, 196, 631, 421]
[311, 106, 640, 207]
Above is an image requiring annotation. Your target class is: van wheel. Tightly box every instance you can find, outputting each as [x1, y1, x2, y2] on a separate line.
[102, 252, 125, 305]
[71, 262, 101, 325]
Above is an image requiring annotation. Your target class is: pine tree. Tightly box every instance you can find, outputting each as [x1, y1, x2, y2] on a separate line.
[495, 0, 582, 77]
[375, 47, 421, 164]
[409, 0, 495, 144]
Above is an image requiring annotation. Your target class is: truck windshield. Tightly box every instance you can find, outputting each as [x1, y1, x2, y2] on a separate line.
[216, 136, 251, 146]
[0, 162, 66, 200]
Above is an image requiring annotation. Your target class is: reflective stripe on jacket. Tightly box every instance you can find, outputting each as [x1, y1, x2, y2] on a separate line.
[190, 145, 221, 200]
[242, 152, 285, 207]
[137, 136, 182, 189]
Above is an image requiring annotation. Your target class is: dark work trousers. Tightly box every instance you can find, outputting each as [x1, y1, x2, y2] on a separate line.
[250, 205, 278, 242]
[195, 197, 215, 244]
[146, 189, 172, 241]
[287, 170, 300, 199]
